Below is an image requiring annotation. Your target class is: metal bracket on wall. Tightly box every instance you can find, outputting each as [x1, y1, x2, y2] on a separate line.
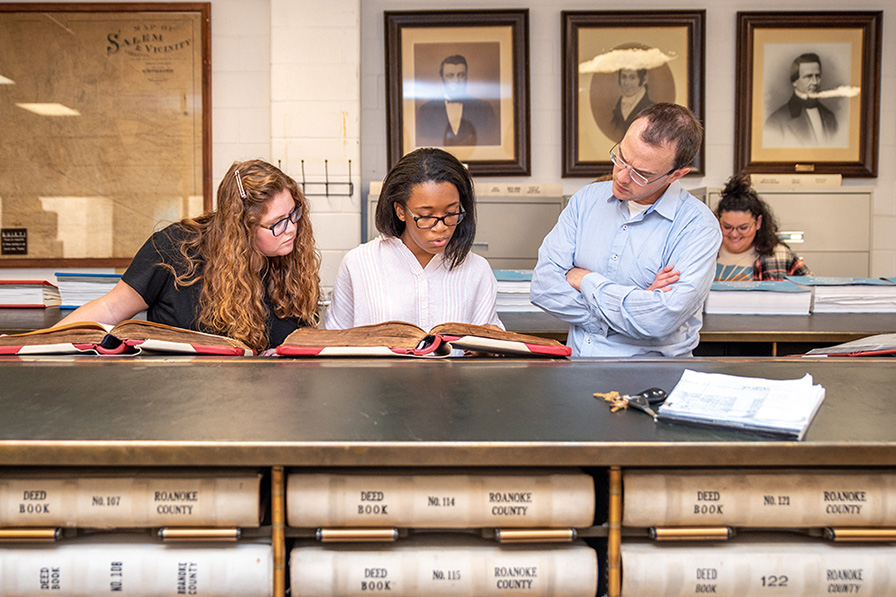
[298, 159, 354, 198]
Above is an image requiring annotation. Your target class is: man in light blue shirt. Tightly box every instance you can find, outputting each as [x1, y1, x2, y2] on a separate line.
[531, 103, 721, 357]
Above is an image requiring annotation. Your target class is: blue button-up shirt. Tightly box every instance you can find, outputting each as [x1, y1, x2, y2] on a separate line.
[530, 180, 721, 357]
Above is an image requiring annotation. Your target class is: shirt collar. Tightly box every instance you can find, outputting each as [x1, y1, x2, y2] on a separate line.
[650, 180, 684, 221]
[608, 179, 683, 221]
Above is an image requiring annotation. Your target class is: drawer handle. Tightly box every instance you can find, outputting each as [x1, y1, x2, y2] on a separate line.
[777, 231, 804, 243]
[472, 242, 489, 249]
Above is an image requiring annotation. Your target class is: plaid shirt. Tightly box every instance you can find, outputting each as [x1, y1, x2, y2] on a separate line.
[754, 244, 811, 280]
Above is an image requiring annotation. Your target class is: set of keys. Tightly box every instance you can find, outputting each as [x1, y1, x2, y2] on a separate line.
[594, 387, 668, 419]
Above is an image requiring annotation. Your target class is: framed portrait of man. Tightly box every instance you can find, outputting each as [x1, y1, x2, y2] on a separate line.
[0, 3, 211, 268]
[735, 11, 882, 177]
[385, 10, 530, 176]
[562, 11, 705, 178]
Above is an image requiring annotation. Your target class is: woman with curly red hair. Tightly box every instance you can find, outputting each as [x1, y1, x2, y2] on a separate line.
[56, 159, 320, 352]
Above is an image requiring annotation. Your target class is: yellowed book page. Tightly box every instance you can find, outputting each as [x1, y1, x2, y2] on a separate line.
[281, 321, 427, 349]
[621, 539, 896, 597]
[111, 320, 251, 349]
[290, 539, 597, 596]
[0, 321, 109, 346]
[287, 471, 594, 528]
[429, 322, 564, 346]
[0, 471, 262, 527]
[622, 469, 896, 527]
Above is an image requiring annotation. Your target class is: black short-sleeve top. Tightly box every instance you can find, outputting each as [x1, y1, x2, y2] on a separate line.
[122, 224, 304, 349]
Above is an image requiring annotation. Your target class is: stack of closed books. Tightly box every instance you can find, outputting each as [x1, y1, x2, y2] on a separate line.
[704, 280, 811, 315]
[493, 269, 538, 312]
[54, 272, 121, 309]
[286, 469, 600, 596]
[0, 280, 61, 307]
[787, 276, 896, 313]
[0, 469, 272, 596]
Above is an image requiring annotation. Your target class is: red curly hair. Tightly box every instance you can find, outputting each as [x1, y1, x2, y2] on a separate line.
[161, 159, 320, 350]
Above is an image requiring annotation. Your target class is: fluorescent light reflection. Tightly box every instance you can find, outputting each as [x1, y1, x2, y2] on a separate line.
[16, 103, 81, 116]
[0, 75, 14, 85]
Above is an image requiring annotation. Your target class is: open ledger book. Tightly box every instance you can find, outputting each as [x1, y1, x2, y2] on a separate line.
[656, 369, 825, 440]
[802, 333, 896, 357]
[275, 321, 571, 357]
[0, 320, 254, 356]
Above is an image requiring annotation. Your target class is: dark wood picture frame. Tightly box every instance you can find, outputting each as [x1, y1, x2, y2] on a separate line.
[0, 3, 211, 268]
[385, 10, 530, 176]
[735, 11, 882, 178]
[562, 10, 705, 178]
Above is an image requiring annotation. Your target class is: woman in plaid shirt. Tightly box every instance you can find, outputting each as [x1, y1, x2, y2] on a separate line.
[714, 173, 811, 281]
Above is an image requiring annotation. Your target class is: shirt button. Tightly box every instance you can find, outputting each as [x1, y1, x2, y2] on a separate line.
[612, 254, 618, 261]
[586, 337, 592, 344]
[622, 225, 628, 231]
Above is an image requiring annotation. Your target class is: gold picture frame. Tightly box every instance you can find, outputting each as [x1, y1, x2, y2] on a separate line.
[735, 11, 882, 177]
[385, 10, 530, 176]
[0, 2, 211, 267]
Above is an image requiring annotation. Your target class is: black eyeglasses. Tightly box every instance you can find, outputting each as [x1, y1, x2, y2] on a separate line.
[263, 205, 302, 237]
[609, 143, 678, 186]
[404, 207, 465, 229]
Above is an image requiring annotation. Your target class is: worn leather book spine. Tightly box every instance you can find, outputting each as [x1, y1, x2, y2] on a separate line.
[0, 472, 262, 527]
[621, 539, 896, 597]
[290, 539, 597, 596]
[0, 539, 273, 596]
[286, 471, 595, 528]
[622, 469, 896, 527]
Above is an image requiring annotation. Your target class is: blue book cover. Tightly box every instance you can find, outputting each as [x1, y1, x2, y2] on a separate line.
[55, 272, 122, 309]
[493, 269, 533, 282]
[55, 272, 122, 280]
[710, 280, 808, 293]
[786, 276, 893, 286]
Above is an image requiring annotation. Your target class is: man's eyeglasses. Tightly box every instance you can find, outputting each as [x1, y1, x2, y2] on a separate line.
[263, 205, 302, 237]
[609, 143, 678, 187]
[720, 221, 757, 235]
[404, 207, 465, 229]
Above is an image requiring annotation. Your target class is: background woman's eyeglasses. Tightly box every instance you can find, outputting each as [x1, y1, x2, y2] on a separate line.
[720, 221, 757, 235]
[405, 207, 465, 229]
[264, 205, 302, 236]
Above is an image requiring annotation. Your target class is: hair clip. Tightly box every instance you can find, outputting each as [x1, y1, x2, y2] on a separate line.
[234, 170, 247, 199]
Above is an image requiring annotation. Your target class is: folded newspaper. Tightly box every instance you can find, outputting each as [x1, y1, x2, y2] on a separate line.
[656, 370, 826, 440]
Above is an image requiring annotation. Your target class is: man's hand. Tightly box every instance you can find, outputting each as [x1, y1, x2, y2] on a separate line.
[566, 267, 590, 291]
[567, 264, 680, 293]
[646, 264, 680, 292]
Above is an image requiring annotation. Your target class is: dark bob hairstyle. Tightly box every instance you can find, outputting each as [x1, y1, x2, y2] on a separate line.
[374, 147, 476, 269]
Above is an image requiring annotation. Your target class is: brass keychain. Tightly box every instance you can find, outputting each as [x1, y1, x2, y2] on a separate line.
[594, 390, 630, 412]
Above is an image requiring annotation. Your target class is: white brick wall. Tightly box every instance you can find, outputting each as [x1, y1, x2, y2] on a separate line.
[271, 0, 361, 292]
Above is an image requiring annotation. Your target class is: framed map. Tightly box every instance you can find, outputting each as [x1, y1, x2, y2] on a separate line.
[0, 3, 211, 267]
